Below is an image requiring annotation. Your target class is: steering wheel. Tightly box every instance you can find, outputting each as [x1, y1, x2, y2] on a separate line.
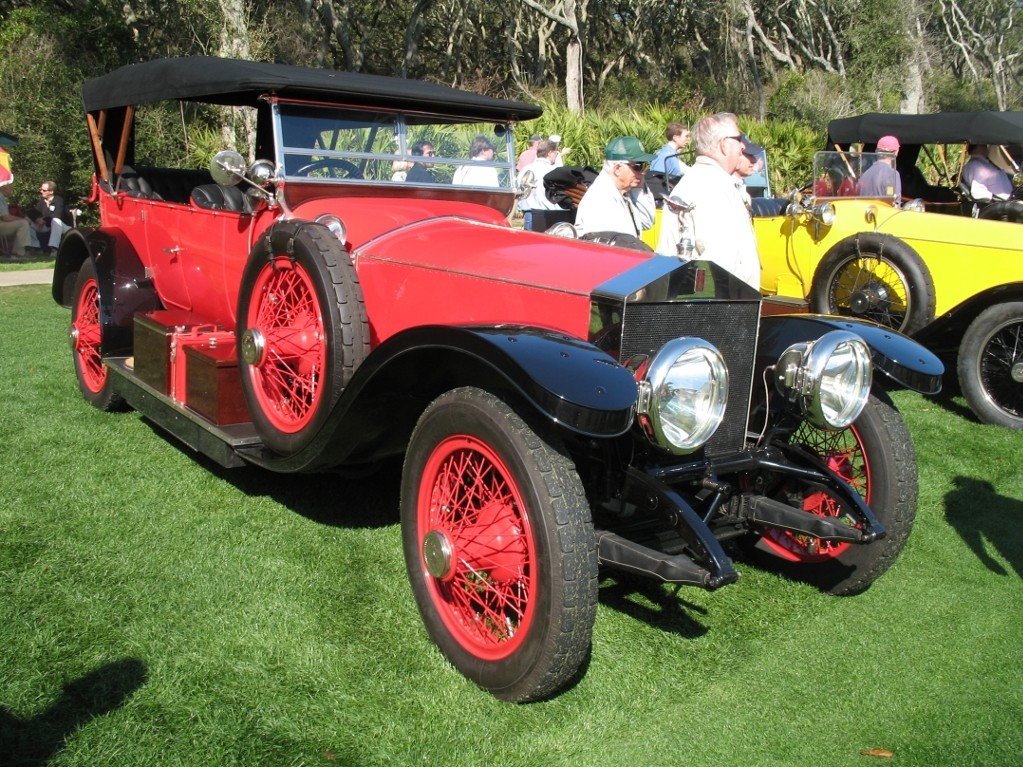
[293, 158, 363, 179]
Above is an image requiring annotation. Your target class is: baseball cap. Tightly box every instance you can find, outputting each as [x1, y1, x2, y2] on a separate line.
[529, 134, 542, 142]
[876, 135, 900, 153]
[740, 134, 763, 157]
[604, 135, 655, 162]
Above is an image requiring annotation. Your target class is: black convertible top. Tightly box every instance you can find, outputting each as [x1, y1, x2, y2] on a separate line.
[827, 111, 1023, 147]
[81, 56, 542, 122]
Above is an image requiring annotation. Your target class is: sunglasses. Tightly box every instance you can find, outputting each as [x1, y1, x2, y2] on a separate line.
[621, 161, 647, 172]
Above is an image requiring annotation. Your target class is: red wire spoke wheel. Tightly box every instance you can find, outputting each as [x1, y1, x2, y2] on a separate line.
[69, 259, 123, 411]
[244, 256, 326, 433]
[238, 223, 369, 456]
[752, 391, 918, 595]
[418, 434, 537, 660]
[760, 421, 869, 563]
[401, 387, 597, 702]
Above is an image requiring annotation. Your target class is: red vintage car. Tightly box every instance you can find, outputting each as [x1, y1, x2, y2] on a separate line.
[53, 57, 942, 702]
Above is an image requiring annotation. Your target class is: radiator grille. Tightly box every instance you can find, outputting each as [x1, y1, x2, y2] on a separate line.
[619, 300, 760, 456]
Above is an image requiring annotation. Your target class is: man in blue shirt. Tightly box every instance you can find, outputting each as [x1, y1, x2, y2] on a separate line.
[856, 135, 902, 202]
[650, 122, 691, 179]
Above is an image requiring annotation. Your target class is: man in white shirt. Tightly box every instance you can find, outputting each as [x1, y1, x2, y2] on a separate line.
[575, 135, 656, 239]
[656, 113, 761, 290]
[518, 139, 563, 230]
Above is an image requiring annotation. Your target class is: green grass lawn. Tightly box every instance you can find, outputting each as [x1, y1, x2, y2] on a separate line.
[1, 284, 1021, 767]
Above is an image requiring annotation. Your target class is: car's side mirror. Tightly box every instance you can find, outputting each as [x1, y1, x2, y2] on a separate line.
[210, 150, 247, 186]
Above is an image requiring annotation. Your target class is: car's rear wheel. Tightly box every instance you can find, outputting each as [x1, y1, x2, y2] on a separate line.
[752, 391, 917, 595]
[401, 387, 598, 702]
[810, 233, 935, 335]
[957, 302, 1023, 429]
[69, 259, 124, 411]
[237, 222, 369, 456]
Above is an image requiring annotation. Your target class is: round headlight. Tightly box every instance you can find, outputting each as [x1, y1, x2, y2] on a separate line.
[315, 214, 347, 244]
[775, 331, 872, 430]
[545, 222, 577, 239]
[636, 338, 728, 453]
[812, 201, 836, 226]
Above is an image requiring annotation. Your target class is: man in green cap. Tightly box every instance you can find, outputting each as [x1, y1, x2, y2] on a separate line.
[575, 135, 656, 239]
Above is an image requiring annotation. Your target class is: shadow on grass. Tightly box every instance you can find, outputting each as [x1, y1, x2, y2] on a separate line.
[200, 450, 404, 531]
[599, 575, 710, 638]
[927, 382, 979, 424]
[946, 475, 1023, 578]
[0, 658, 148, 767]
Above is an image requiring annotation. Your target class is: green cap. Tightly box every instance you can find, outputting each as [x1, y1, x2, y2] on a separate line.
[604, 135, 655, 162]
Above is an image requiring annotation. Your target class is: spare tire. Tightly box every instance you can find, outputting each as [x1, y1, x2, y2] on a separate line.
[810, 232, 935, 335]
[237, 222, 370, 456]
[977, 199, 1023, 224]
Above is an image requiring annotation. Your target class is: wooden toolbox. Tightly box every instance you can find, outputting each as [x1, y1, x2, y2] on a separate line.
[133, 311, 236, 404]
[184, 341, 249, 425]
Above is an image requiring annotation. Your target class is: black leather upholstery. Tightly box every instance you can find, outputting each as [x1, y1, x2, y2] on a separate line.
[190, 184, 250, 213]
[750, 197, 787, 218]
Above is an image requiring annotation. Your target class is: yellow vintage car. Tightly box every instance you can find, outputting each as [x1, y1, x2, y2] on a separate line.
[754, 148, 1023, 429]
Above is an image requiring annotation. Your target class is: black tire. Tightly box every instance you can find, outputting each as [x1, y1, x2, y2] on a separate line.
[400, 387, 598, 702]
[810, 233, 936, 335]
[237, 222, 369, 456]
[977, 199, 1023, 223]
[579, 230, 653, 253]
[70, 259, 126, 411]
[956, 302, 1023, 429]
[751, 391, 918, 595]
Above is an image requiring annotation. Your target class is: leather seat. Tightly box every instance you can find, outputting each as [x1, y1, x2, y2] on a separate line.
[190, 184, 250, 213]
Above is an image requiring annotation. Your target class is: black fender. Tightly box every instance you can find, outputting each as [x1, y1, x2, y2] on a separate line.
[239, 324, 639, 473]
[913, 281, 1023, 355]
[758, 314, 944, 394]
[52, 228, 161, 358]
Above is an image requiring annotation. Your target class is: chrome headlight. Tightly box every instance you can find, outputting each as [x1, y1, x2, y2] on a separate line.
[775, 330, 872, 430]
[811, 201, 836, 226]
[545, 222, 577, 239]
[636, 338, 729, 454]
[315, 214, 347, 245]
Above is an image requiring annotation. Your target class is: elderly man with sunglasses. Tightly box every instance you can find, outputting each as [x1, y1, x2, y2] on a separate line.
[656, 113, 761, 291]
[575, 135, 656, 240]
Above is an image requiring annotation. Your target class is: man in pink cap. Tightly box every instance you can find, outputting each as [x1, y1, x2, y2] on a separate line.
[856, 135, 902, 201]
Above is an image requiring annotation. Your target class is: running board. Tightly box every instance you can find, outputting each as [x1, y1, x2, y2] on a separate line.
[746, 495, 881, 543]
[596, 531, 738, 589]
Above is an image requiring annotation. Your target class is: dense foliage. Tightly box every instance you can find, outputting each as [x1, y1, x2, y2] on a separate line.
[0, 0, 1018, 207]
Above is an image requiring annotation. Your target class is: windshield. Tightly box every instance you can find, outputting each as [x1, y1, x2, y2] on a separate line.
[811, 150, 897, 203]
[274, 103, 515, 189]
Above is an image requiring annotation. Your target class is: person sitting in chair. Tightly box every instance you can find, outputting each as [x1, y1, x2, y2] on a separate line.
[961, 144, 1012, 201]
[30, 180, 72, 255]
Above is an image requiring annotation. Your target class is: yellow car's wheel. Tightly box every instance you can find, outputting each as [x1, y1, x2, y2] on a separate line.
[810, 233, 935, 335]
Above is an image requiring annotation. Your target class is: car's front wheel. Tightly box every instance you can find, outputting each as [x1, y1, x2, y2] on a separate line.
[401, 387, 598, 702]
[237, 222, 369, 456]
[810, 233, 935, 335]
[752, 391, 917, 595]
[69, 259, 124, 411]
[957, 302, 1023, 429]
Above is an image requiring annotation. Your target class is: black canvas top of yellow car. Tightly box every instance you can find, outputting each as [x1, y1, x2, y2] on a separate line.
[81, 56, 543, 122]
[827, 111, 1023, 148]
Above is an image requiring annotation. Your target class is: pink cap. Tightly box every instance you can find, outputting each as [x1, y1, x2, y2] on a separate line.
[876, 135, 900, 152]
